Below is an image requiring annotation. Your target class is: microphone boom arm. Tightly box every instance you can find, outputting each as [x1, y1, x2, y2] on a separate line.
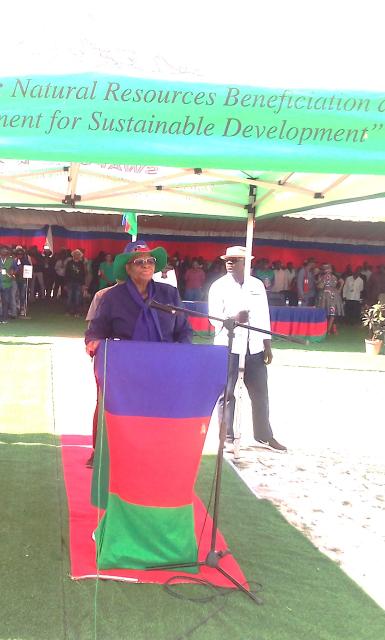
[149, 299, 308, 346]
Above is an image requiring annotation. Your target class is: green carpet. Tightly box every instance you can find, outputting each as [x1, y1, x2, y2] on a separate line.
[1, 320, 384, 639]
[1, 433, 384, 640]
[0, 299, 86, 339]
[272, 324, 369, 354]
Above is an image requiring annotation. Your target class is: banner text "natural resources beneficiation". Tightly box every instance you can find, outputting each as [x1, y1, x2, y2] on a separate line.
[1, 78, 383, 146]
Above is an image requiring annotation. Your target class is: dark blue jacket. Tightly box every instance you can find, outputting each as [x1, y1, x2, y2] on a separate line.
[85, 281, 192, 343]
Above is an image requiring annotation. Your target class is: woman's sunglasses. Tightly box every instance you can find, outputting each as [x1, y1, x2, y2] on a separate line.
[132, 257, 157, 266]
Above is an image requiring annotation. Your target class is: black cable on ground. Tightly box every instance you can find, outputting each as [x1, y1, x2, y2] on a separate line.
[163, 577, 263, 640]
[195, 459, 216, 556]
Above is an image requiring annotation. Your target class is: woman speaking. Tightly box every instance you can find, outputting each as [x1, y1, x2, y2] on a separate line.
[85, 241, 192, 353]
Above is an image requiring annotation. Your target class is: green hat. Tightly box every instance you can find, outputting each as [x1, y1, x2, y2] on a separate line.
[113, 241, 168, 281]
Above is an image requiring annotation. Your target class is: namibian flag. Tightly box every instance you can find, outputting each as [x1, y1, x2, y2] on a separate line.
[92, 340, 227, 571]
[122, 211, 138, 236]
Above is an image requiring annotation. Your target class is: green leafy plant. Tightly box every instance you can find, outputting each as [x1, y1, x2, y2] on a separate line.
[362, 301, 385, 340]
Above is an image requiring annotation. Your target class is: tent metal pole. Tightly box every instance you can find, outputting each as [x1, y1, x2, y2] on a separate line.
[245, 184, 256, 278]
[233, 184, 256, 459]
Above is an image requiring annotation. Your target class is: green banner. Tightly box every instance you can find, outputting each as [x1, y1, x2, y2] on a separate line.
[1, 73, 385, 173]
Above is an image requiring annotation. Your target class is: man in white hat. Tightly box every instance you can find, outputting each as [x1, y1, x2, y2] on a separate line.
[208, 246, 287, 452]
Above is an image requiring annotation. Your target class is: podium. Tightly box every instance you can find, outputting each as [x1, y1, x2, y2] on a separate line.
[91, 340, 227, 571]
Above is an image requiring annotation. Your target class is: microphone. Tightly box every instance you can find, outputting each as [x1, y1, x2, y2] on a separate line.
[148, 299, 177, 314]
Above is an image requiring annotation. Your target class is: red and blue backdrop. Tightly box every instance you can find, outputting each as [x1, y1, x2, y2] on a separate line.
[50, 227, 385, 271]
[0, 225, 48, 250]
[2, 224, 385, 271]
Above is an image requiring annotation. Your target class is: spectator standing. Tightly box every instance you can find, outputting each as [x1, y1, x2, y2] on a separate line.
[11, 246, 31, 316]
[317, 264, 344, 334]
[152, 262, 178, 288]
[343, 269, 364, 324]
[9, 247, 19, 319]
[29, 246, 45, 300]
[53, 249, 70, 298]
[285, 262, 297, 290]
[271, 260, 289, 294]
[285, 261, 297, 305]
[98, 253, 116, 289]
[253, 258, 275, 292]
[0, 246, 14, 323]
[88, 251, 106, 298]
[65, 249, 86, 317]
[361, 262, 372, 283]
[170, 252, 182, 283]
[297, 258, 317, 305]
[41, 246, 56, 299]
[204, 258, 226, 297]
[183, 259, 206, 300]
[360, 262, 372, 302]
[82, 249, 93, 295]
[341, 264, 353, 282]
[366, 265, 385, 306]
[270, 260, 289, 305]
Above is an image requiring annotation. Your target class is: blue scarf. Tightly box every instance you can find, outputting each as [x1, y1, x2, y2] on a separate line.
[126, 278, 163, 342]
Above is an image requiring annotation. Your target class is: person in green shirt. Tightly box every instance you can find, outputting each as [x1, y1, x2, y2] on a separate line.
[253, 258, 275, 291]
[98, 253, 116, 290]
[0, 246, 14, 323]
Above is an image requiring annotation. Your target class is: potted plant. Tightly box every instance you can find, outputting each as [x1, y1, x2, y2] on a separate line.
[361, 301, 385, 355]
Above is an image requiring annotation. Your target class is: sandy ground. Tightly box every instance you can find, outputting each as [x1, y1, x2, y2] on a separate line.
[49, 338, 385, 611]
[226, 445, 385, 611]
[211, 349, 385, 611]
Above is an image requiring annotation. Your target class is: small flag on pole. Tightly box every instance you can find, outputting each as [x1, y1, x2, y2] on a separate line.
[122, 211, 138, 238]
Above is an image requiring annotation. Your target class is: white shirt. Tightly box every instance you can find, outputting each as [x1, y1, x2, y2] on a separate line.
[208, 274, 271, 355]
[285, 268, 296, 287]
[343, 275, 364, 301]
[271, 268, 289, 292]
[152, 268, 178, 288]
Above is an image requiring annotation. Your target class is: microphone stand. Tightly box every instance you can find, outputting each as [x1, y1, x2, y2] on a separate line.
[21, 277, 32, 320]
[146, 300, 307, 604]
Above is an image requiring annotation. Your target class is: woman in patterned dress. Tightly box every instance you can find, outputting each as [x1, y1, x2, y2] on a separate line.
[317, 264, 344, 335]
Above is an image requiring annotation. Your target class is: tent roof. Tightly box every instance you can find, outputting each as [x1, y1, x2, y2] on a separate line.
[1, 160, 385, 224]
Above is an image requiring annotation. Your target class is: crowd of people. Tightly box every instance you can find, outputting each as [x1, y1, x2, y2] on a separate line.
[1, 243, 385, 331]
[252, 257, 385, 335]
[259, 258, 385, 333]
[0, 245, 120, 321]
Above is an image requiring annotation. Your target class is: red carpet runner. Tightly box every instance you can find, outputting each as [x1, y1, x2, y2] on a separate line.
[62, 434, 248, 587]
